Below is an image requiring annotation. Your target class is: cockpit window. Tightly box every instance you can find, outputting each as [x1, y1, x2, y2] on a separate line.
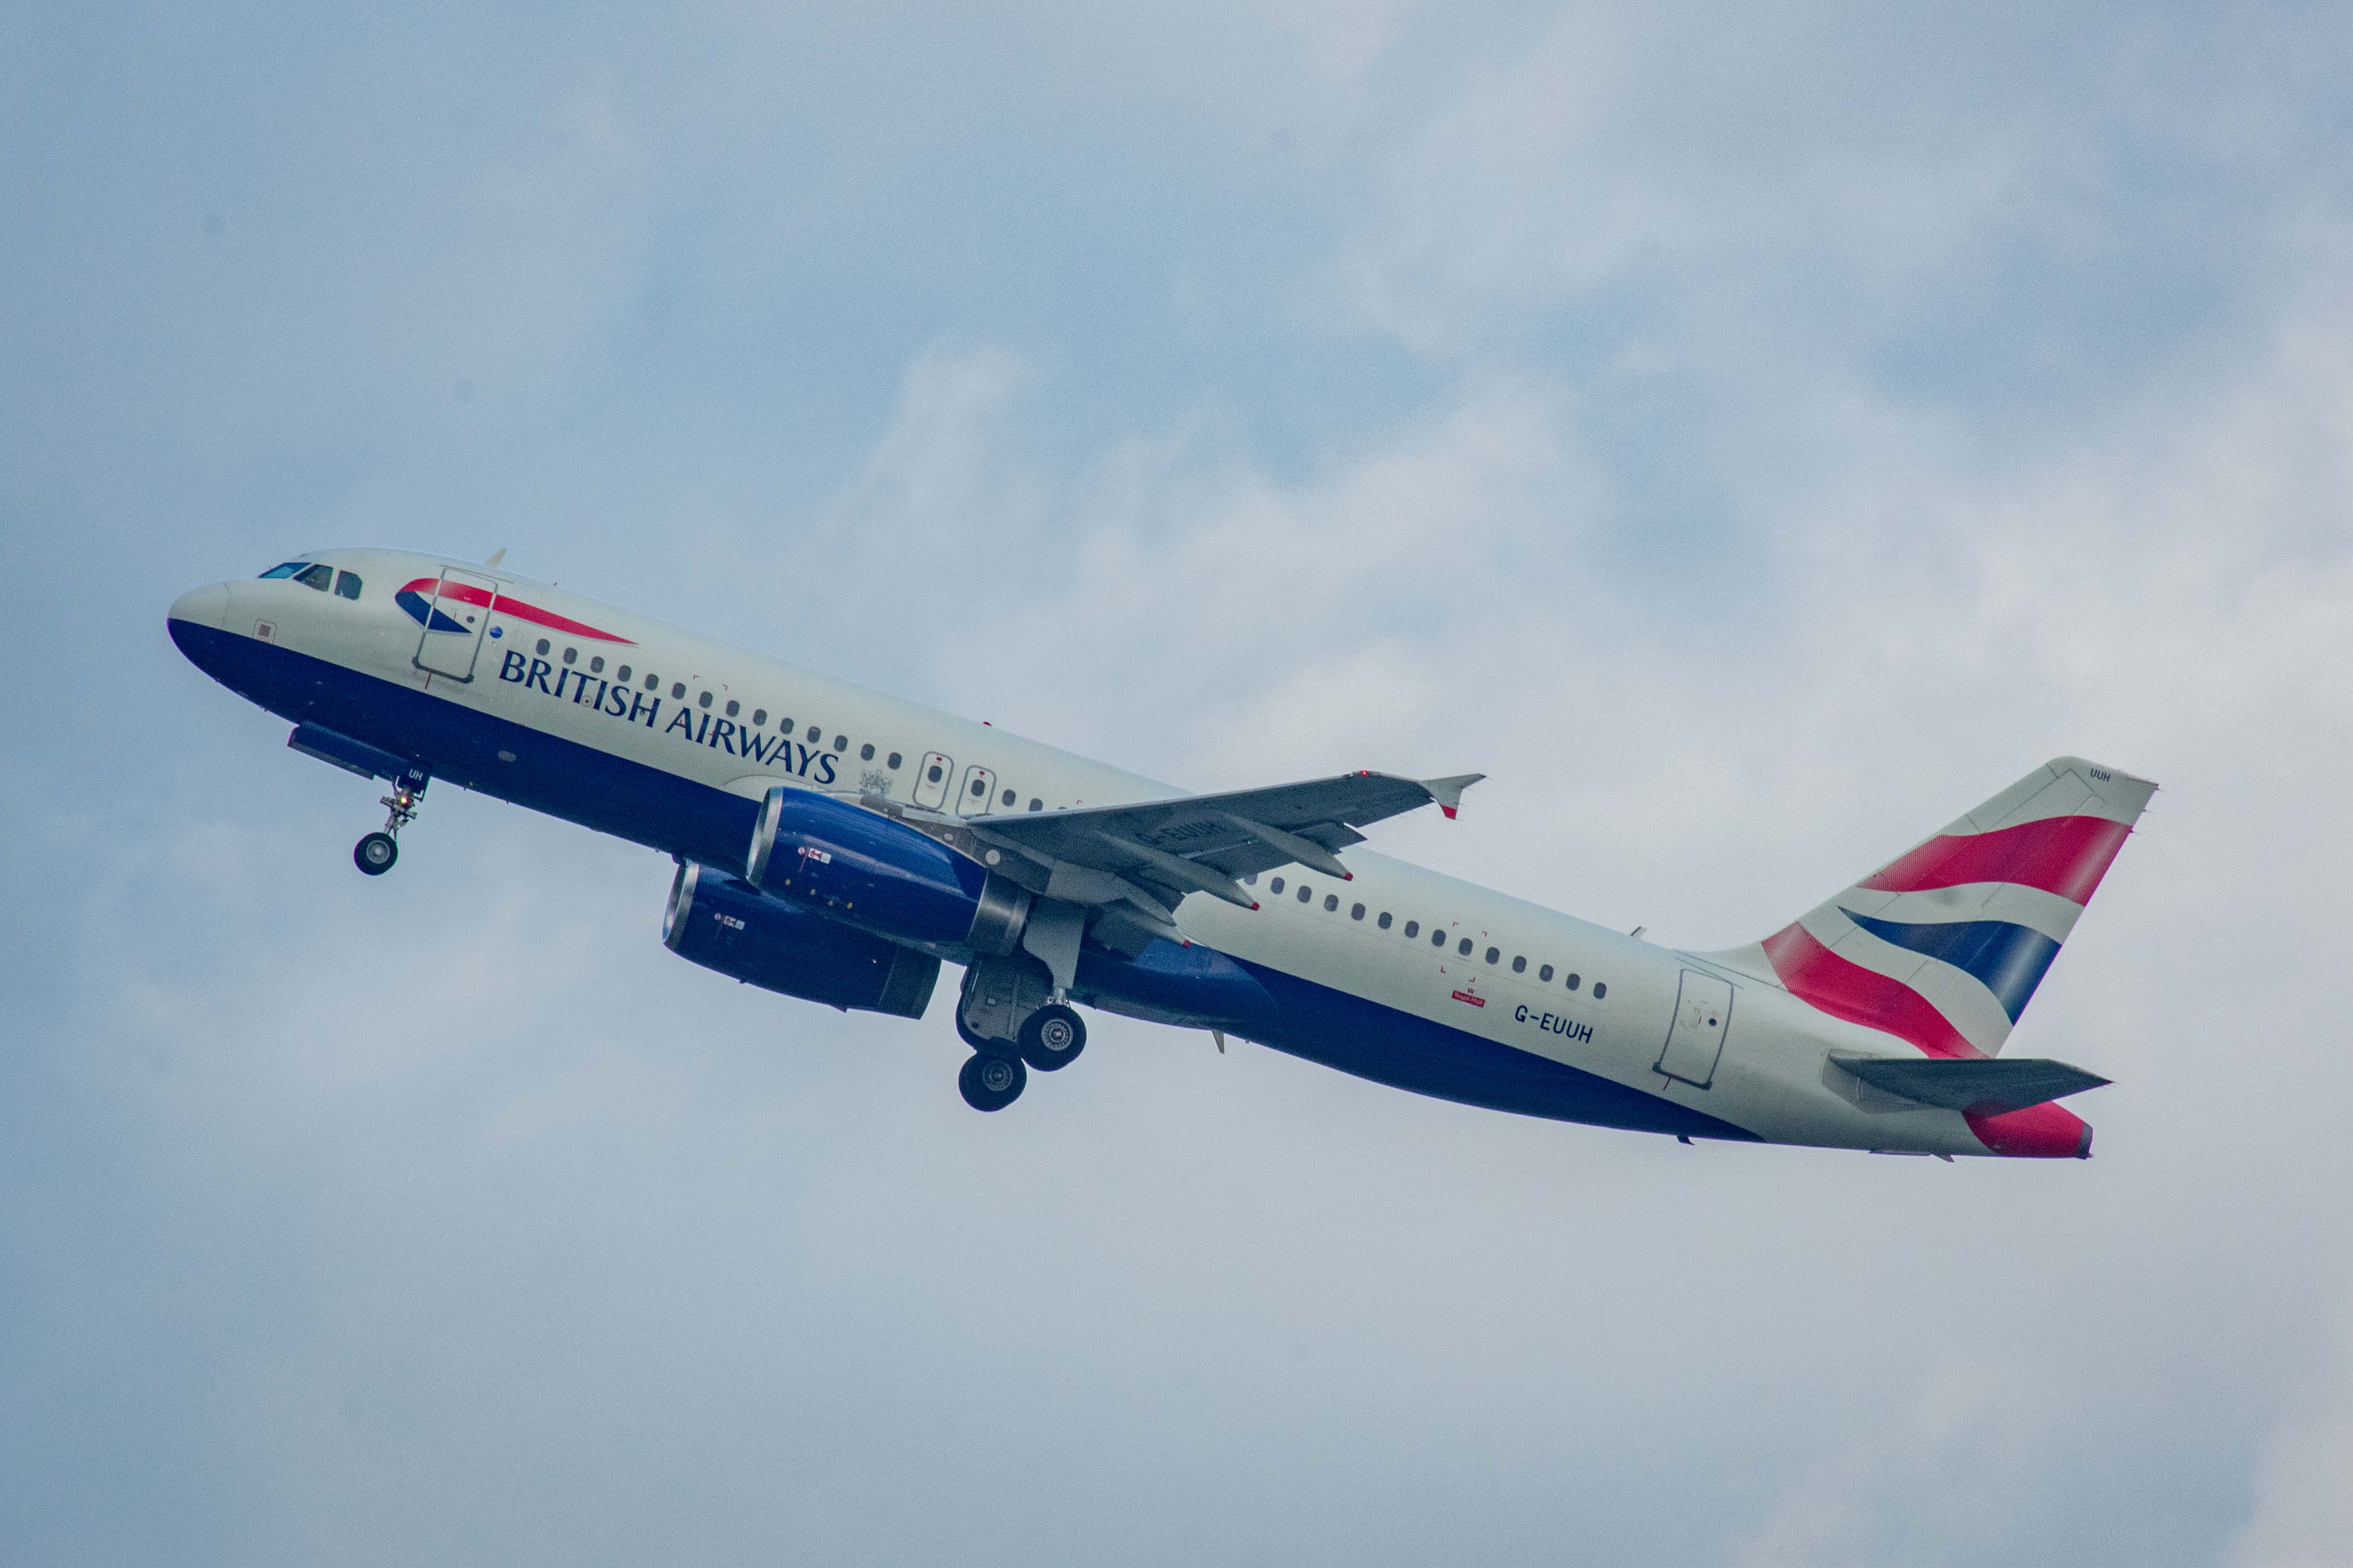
[259, 561, 308, 579]
[294, 564, 334, 591]
[334, 570, 362, 600]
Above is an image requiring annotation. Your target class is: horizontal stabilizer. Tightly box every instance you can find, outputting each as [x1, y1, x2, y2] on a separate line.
[1837, 1056, 2111, 1115]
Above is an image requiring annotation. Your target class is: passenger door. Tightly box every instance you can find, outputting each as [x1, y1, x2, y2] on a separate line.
[412, 566, 498, 681]
[957, 763, 998, 817]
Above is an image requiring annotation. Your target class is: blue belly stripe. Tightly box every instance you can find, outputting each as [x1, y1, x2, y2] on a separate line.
[1839, 907, 2062, 1022]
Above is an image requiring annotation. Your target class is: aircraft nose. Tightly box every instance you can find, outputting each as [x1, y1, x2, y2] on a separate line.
[168, 581, 229, 631]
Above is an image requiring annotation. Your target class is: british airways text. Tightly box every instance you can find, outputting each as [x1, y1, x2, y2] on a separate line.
[496, 650, 839, 783]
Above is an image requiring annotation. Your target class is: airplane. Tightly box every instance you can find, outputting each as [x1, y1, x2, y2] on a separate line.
[167, 549, 2153, 1156]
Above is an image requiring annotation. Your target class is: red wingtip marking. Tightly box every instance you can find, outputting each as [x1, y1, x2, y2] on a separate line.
[1249, 903, 1260, 911]
[1440, 806, 1458, 820]
[1344, 872, 1354, 881]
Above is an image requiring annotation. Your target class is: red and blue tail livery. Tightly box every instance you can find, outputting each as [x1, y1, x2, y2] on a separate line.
[1711, 759, 2154, 1157]
[169, 548, 2154, 1156]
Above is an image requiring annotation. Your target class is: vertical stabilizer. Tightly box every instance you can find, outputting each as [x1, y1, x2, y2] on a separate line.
[1709, 758, 2156, 1062]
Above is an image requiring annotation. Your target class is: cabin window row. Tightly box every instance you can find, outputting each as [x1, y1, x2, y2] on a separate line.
[1254, 875, 1606, 998]
[527, 638, 1044, 810]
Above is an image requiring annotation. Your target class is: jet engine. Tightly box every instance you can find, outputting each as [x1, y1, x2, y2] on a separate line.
[747, 787, 1030, 956]
[663, 860, 939, 1018]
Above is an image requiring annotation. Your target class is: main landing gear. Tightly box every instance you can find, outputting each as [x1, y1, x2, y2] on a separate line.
[954, 960, 1088, 1111]
[353, 771, 427, 877]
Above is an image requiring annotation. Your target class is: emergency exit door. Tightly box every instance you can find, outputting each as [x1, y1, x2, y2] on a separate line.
[412, 566, 498, 681]
[1655, 970, 1734, 1088]
[912, 752, 954, 810]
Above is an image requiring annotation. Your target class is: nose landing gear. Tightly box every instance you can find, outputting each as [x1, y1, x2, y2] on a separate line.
[353, 770, 427, 877]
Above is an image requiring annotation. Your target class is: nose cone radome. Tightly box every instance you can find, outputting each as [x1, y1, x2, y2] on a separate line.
[169, 582, 229, 632]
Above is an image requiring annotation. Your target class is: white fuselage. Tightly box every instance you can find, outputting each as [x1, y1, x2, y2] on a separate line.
[168, 548, 2009, 1156]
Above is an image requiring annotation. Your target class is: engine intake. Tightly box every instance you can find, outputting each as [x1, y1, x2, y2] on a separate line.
[663, 861, 939, 1019]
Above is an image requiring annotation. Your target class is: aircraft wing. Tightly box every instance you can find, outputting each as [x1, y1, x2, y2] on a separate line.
[964, 770, 1483, 909]
[851, 770, 1481, 949]
[1837, 1056, 2111, 1115]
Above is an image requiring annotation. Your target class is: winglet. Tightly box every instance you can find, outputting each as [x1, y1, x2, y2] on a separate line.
[1424, 774, 1486, 821]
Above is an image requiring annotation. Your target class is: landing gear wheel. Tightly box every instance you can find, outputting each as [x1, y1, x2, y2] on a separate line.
[1018, 1003, 1086, 1072]
[354, 832, 398, 875]
[959, 1050, 1027, 1112]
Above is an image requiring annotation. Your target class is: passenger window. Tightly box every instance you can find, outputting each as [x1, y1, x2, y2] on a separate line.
[537, 639, 550, 655]
[1403, 921, 1418, 937]
[1297, 885, 1312, 903]
[1270, 878, 1284, 895]
[644, 674, 658, 690]
[1350, 903, 1365, 920]
[752, 709, 765, 726]
[780, 719, 795, 734]
[808, 730, 824, 747]
[834, 734, 847, 752]
[1028, 798, 1042, 811]
[1432, 930, 1446, 948]
[260, 561, 307, 579]
[697, 691, 712, 709]
[590, 656, 604, 674]
[1539, 964, 1553, 982]
[1565, 973, 1581, 990]
[887, 752, 902, 768]
[865, 745, 879, 761]
[927, 763, 944, 784]
[563, 648, 577, 665]
[725, 699, 739, 718]
[969, 775, 986, 796]
[1511, 956, 1526, 974]
[1378, 912, 1393, 929]
[619, 666, 633, 682]
[1459, 939, 1473, 956]
[671, 683, 685, 699]
[1324, 894, 1339, 912]
[334, 570, 362, 600]
[1593, 983, 1608, 999]
[295, 564, 333, 591]
[1001, 788, 1015, 807]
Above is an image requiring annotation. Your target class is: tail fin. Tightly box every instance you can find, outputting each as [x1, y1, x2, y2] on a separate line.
[1712, 758, 2157, 1060]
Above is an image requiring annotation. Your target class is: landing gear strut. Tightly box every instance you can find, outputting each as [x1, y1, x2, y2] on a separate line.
[354, 771, 426, 877]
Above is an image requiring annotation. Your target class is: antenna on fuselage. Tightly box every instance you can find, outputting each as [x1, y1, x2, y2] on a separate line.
[484, 548, 507, 568]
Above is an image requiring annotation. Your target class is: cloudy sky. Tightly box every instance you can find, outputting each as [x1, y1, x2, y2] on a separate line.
[5, 2, 2351, 1563]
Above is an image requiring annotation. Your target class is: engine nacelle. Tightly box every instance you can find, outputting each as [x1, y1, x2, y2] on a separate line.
[663, 861, 939, 1019]
[747, 787, 1029, 954]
